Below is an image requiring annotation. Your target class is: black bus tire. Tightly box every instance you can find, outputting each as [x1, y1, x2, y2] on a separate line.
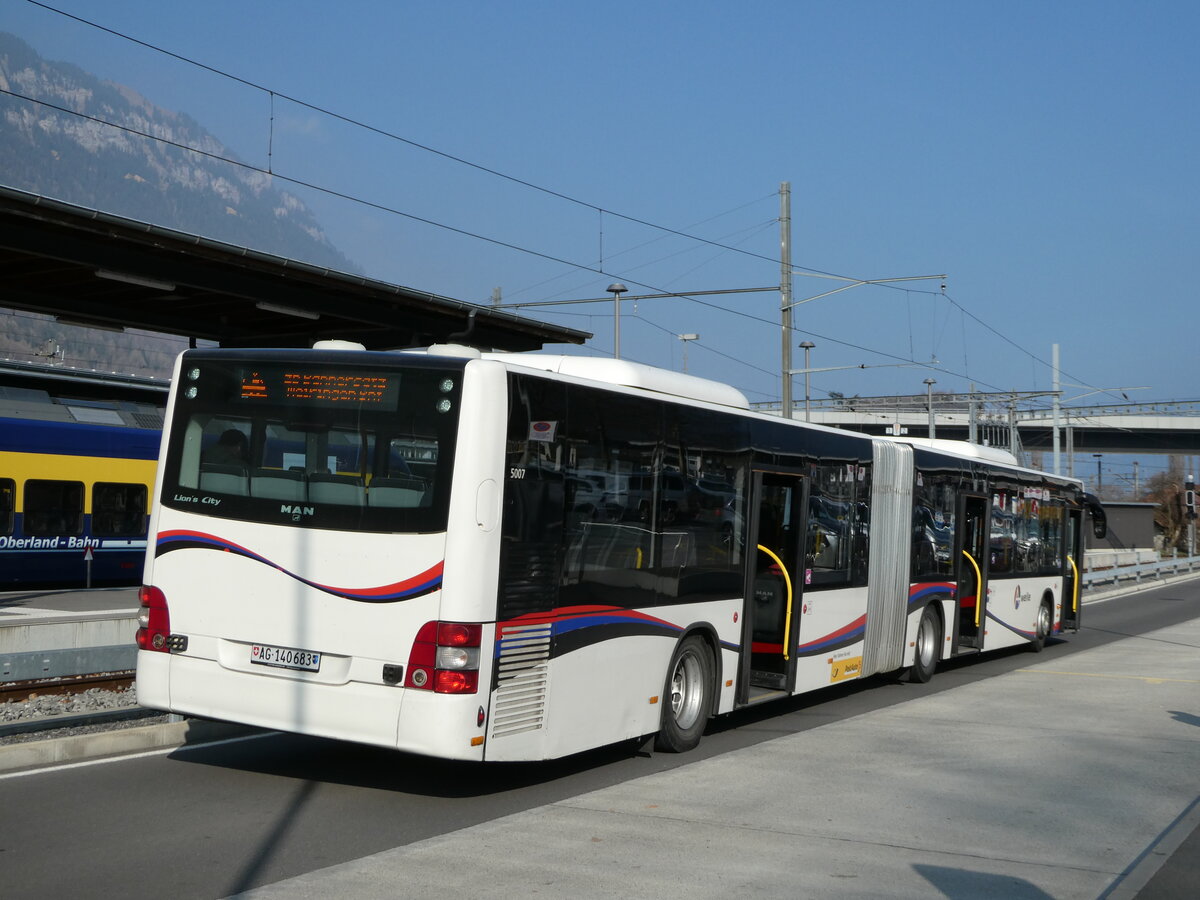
[1031, 598, 1053, 652]
[907, 604, 942, 684]
[654, 635, 713, 753]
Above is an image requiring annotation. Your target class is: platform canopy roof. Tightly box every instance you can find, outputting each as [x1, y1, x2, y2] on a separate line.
[0, 186, 590, 352]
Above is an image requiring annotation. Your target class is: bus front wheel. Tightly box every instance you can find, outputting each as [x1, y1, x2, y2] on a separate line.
[654, 635, 713, 753]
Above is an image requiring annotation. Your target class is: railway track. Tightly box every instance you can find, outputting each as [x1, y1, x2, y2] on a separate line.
[0, 670, 162, 742]
[1, 670, 135, 703]
[0, 705, 161, 740]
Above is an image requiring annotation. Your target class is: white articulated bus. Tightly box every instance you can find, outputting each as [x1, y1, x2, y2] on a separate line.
[136, 343, 1106, 761]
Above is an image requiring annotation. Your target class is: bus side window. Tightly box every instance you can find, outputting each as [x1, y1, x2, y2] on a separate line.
[806, 464, 858, 588]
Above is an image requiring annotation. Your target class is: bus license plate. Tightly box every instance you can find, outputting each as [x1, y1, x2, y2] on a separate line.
[250, 643, 321, 672]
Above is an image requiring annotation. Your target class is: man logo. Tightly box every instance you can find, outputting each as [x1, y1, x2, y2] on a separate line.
[281, 504, 315, 518]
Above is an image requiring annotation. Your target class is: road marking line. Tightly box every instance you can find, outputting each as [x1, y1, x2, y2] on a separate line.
[0, 731, 277, 780]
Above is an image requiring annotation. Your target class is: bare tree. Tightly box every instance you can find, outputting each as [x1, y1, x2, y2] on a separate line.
[1145, 456, 1187, 553]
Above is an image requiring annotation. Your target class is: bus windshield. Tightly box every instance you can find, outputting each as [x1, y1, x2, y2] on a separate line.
[160, 355, 463, 533]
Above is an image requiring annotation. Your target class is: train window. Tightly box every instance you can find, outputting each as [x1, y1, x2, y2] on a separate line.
[0, 478, 13, 534]
[93, 482, 148, 537]
[24, 479, 84, 536]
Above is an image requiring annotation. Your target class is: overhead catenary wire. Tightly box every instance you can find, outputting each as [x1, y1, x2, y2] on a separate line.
[15, 0, 1138, 405]
[26, 1, 796, 273]
[0, 87, 921, 369]
[26, 0, 970, 295]
[2, 84, 1115, 404]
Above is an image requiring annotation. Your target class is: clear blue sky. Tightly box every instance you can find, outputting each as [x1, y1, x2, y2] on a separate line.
[6, 1, 1199, 467]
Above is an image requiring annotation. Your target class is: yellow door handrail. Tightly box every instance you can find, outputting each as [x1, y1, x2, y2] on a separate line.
[1067, 554, 1080, 614]
[962, 549, 983, 628]
[757, 544, 794, 661]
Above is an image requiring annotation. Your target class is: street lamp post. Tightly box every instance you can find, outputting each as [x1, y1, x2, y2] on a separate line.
[924, 378, 937, 439]
[607, 283, 628, 359]
[799, 341, 815, 422]
[1093, 454, 1103, 498]
[678, 333, 699, 373]
[1187, 473, 1196, 557]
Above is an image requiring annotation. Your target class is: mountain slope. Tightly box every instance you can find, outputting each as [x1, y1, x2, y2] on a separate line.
[0, 31, 361, 373]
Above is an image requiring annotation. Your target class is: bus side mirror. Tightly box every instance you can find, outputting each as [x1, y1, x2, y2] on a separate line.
[1083, 493, 1107, 540]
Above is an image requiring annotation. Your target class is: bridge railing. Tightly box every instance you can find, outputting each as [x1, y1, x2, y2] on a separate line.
[1083, 554, 1200, 592]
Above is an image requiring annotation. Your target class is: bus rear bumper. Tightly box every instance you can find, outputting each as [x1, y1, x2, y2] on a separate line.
[135, 651, 486, 760]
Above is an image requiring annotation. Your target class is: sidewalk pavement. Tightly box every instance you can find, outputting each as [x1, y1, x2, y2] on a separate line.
[232, 616, 1200, 900]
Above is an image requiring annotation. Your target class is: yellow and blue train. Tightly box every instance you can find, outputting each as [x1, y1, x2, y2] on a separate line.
[0, 360, 165, 588]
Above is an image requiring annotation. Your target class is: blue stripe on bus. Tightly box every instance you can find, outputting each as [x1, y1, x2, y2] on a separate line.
[0, 417, 160, 459]
[985, 609, 1037, 640]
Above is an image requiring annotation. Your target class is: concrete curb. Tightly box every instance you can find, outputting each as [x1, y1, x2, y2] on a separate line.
[0, 717, 260, 774]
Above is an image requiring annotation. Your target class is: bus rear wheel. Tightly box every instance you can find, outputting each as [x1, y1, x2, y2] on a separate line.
[654, 635, 713, 753]
[1031, 598, 1052, 652]
[907, 604, 941, 684]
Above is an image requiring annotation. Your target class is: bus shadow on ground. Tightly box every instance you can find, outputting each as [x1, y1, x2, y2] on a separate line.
[169, 642, 1052, 799]
[171, 728, 654, 798]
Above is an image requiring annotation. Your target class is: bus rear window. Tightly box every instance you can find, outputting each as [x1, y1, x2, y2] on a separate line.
[160, 357, 462, 533]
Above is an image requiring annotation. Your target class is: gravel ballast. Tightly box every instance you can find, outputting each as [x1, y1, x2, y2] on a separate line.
[0, 685, 166, 745]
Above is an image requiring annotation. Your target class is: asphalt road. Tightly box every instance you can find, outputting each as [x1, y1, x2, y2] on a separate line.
[2, 583, 1198, 900]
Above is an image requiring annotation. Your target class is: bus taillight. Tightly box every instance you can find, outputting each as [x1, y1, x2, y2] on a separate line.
[136, 585, 170, 652]
[406, 621, 482, 694]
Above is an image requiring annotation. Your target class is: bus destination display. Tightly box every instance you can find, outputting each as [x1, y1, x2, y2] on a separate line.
[238, 368, 400, 409]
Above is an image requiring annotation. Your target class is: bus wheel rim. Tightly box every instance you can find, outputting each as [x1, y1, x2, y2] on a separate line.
[917, 614, 935, 666]
[671, 652, 703, 728]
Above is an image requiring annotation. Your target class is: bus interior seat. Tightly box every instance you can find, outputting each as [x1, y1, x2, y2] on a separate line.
[368, 475, 426, 508]
[251, 468, 306, 501]
[200, 463, 249, 496]
[308, 473, 364, 506]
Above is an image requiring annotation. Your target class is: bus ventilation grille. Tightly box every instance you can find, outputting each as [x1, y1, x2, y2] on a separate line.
[492, 621, 552, 738]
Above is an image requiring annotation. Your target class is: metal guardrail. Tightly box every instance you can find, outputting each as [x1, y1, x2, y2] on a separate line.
[2, 645, 135, 682]
[1083, 556, 1200, 591]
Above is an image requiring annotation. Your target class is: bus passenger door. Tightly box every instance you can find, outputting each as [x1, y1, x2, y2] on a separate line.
[1062, 508, 1083, 631]
[956, 494, 990, 650]
[739, 469, 807, 701]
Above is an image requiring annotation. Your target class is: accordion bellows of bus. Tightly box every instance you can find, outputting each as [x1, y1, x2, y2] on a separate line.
[136, 344, 1105, 762]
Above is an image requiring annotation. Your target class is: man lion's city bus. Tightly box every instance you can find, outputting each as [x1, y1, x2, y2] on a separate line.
[136, 343, 1106, 761]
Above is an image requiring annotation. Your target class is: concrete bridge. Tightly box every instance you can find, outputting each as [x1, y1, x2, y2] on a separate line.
[753, 392, 1200, 460]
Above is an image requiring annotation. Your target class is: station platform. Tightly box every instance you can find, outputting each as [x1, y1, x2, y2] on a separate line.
[0, 587, 138, 682]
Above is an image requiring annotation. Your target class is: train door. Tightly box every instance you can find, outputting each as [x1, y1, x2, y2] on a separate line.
[956, 494, 990, 650]
[1062, 507, 1083, 631]
[739, 468, 807, 701]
